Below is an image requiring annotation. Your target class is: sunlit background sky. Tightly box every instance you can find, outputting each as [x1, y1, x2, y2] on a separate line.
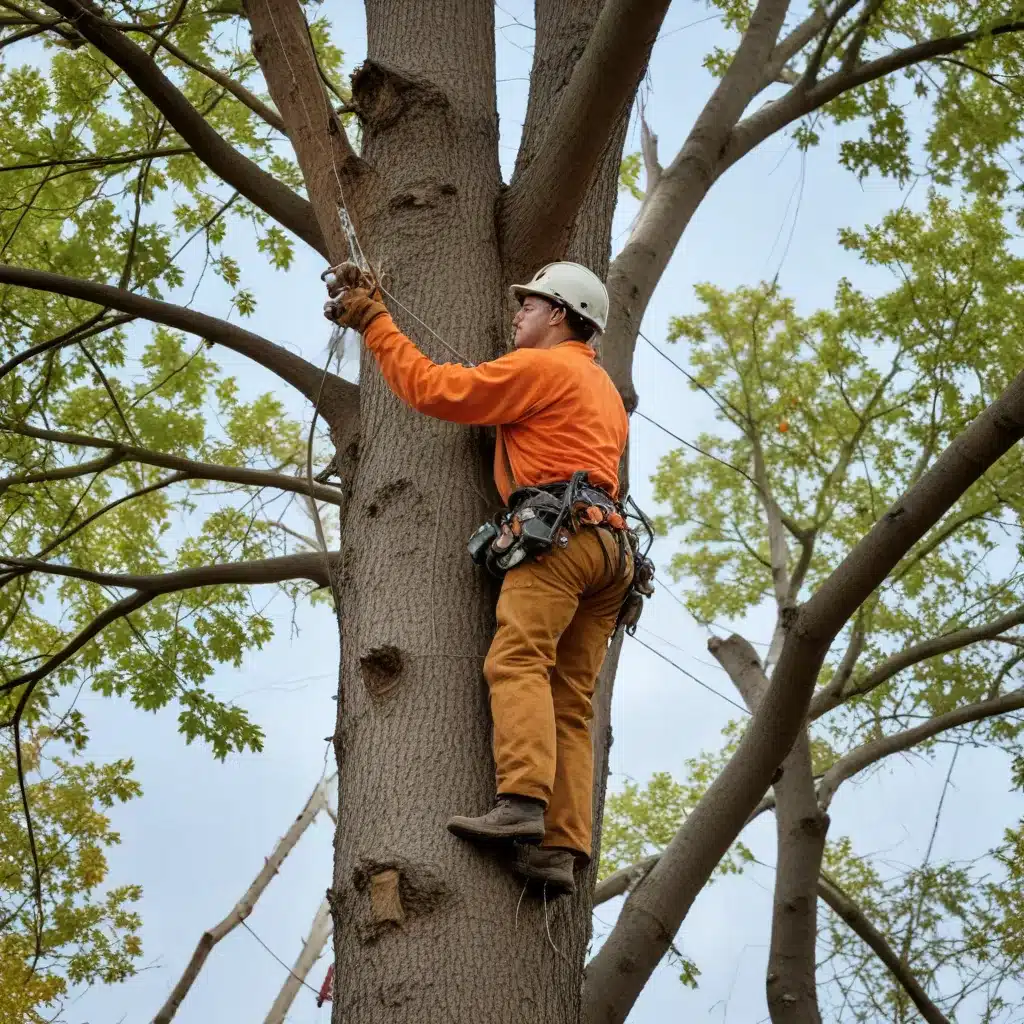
[28, 2, 1022, 1021]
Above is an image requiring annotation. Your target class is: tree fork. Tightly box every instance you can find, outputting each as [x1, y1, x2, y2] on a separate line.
[582, 356, 1024, 1024]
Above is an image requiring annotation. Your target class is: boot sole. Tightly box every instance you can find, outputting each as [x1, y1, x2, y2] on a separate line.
[446, 819, 545, 845]
[510, 866, 575, 897]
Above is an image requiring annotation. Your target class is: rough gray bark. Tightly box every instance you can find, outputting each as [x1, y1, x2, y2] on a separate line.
[766, 731, 827, 1024]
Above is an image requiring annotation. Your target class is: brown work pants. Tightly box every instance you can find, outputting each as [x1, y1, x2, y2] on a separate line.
[483, 526, 632, 860]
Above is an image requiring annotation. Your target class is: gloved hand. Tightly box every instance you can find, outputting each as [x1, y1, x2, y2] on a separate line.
[324, 287, 388, 333]
[322, 262, 387, 334]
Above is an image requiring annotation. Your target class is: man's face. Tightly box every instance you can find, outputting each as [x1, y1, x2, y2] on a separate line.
[512, 295, 561, 350]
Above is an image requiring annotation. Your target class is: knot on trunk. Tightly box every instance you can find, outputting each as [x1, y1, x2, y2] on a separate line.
[359, 644, 405, 698]
[352, 60, 450, 131]
[365, 477, 412, 519]
[352, 858, 453, 944]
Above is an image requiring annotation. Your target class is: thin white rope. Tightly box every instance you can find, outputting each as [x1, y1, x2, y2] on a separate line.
[262, 3, 473, 365]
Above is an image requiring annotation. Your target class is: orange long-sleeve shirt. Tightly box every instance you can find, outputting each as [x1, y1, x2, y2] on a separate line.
[363, 312, 628, 502]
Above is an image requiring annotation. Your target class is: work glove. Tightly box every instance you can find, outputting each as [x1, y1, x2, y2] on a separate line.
[322, 262, 387, 333]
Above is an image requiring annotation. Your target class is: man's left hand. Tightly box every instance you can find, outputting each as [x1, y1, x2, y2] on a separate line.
[322, 262, 387, 333]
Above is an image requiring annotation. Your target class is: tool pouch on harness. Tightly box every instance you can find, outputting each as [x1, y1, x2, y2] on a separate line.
[467, 488, 568, 577]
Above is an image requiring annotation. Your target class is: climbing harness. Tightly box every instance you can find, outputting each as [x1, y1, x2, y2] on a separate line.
[467, 472, 656, 633]
[468, 471, 592, 575]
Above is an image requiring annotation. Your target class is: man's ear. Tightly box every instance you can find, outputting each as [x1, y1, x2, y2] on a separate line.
[549, 304, 567, 326]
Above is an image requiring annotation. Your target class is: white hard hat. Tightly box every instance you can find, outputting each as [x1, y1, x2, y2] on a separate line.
[510, 262, 609, 333]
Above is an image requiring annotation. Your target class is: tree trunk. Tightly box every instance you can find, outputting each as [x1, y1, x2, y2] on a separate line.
[309, 4, 627, 1022]
[766, 730, 827, 1024]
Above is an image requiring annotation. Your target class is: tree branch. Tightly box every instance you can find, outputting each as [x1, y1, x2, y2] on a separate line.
[801, 0, 862, 87]
[0, 421, 344, 505]
[817, 687, 1024, 811]
[594, 858, 949, 1024]
[817, 875, 952, 1024]
[810, 604, 1024, 719]
[0, 551, 330, 599]
[709, 633, 769, 708]
[758, 4, 831, 89]
[709, 627, 826, 1022]
[263, 897, 333, 1024]
[500, 0, 670, 278]
[0, 448, 123, 488]
[143, 33, 286, 132]
[602, 0, 793, 412]
[723, 19, 1024, 173]
[41, 0, 324, 253]
[154, 775, 333, 1023]
[582, 350, 1024, 1024]
[0, 146, 192, 174]
[243, 0, 365, 264]
[0, 264, 357, 422]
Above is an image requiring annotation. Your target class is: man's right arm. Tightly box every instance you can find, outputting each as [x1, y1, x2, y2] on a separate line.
[363, 313, 550, 427]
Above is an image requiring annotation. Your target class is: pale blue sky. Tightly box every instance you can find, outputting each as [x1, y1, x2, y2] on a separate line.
[50, 3, 1024, 1023]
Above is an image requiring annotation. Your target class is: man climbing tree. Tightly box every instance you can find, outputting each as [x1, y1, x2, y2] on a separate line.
[324, 260, 644, 896]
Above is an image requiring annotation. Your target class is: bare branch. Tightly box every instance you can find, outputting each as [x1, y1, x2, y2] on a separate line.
[1, 421, 345, 505]
[154, 776, 332, 1023]
[583, 350, 1024, 1024]
[0, 264, 357, 420]
[810, 604, 1024, 718]
[500, 0, 670, 277]
[818, 875, 952, 1024]
[639, 112, 661, 199]
[41, 0, 324, 253]
[817, 687, 1024, 811]
[708, 633, 769, 709]
[263, 897, 333, 1024]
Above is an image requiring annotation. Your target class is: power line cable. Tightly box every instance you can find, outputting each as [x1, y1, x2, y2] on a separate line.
[627, 633, 749, 715]
[242, 919, 322, 996]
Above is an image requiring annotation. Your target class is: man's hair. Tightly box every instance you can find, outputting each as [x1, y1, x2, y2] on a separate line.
[563, 307, 597, 342]
[535, 296, 596, 342]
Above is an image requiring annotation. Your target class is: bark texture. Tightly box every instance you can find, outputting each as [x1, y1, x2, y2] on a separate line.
[766, 732, 827, 1024]
[242, 1, 642, 1021]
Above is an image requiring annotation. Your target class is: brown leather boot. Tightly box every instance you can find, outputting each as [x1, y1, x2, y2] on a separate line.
[447, 796, 545, 845]
[510, 846, 576, 896]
